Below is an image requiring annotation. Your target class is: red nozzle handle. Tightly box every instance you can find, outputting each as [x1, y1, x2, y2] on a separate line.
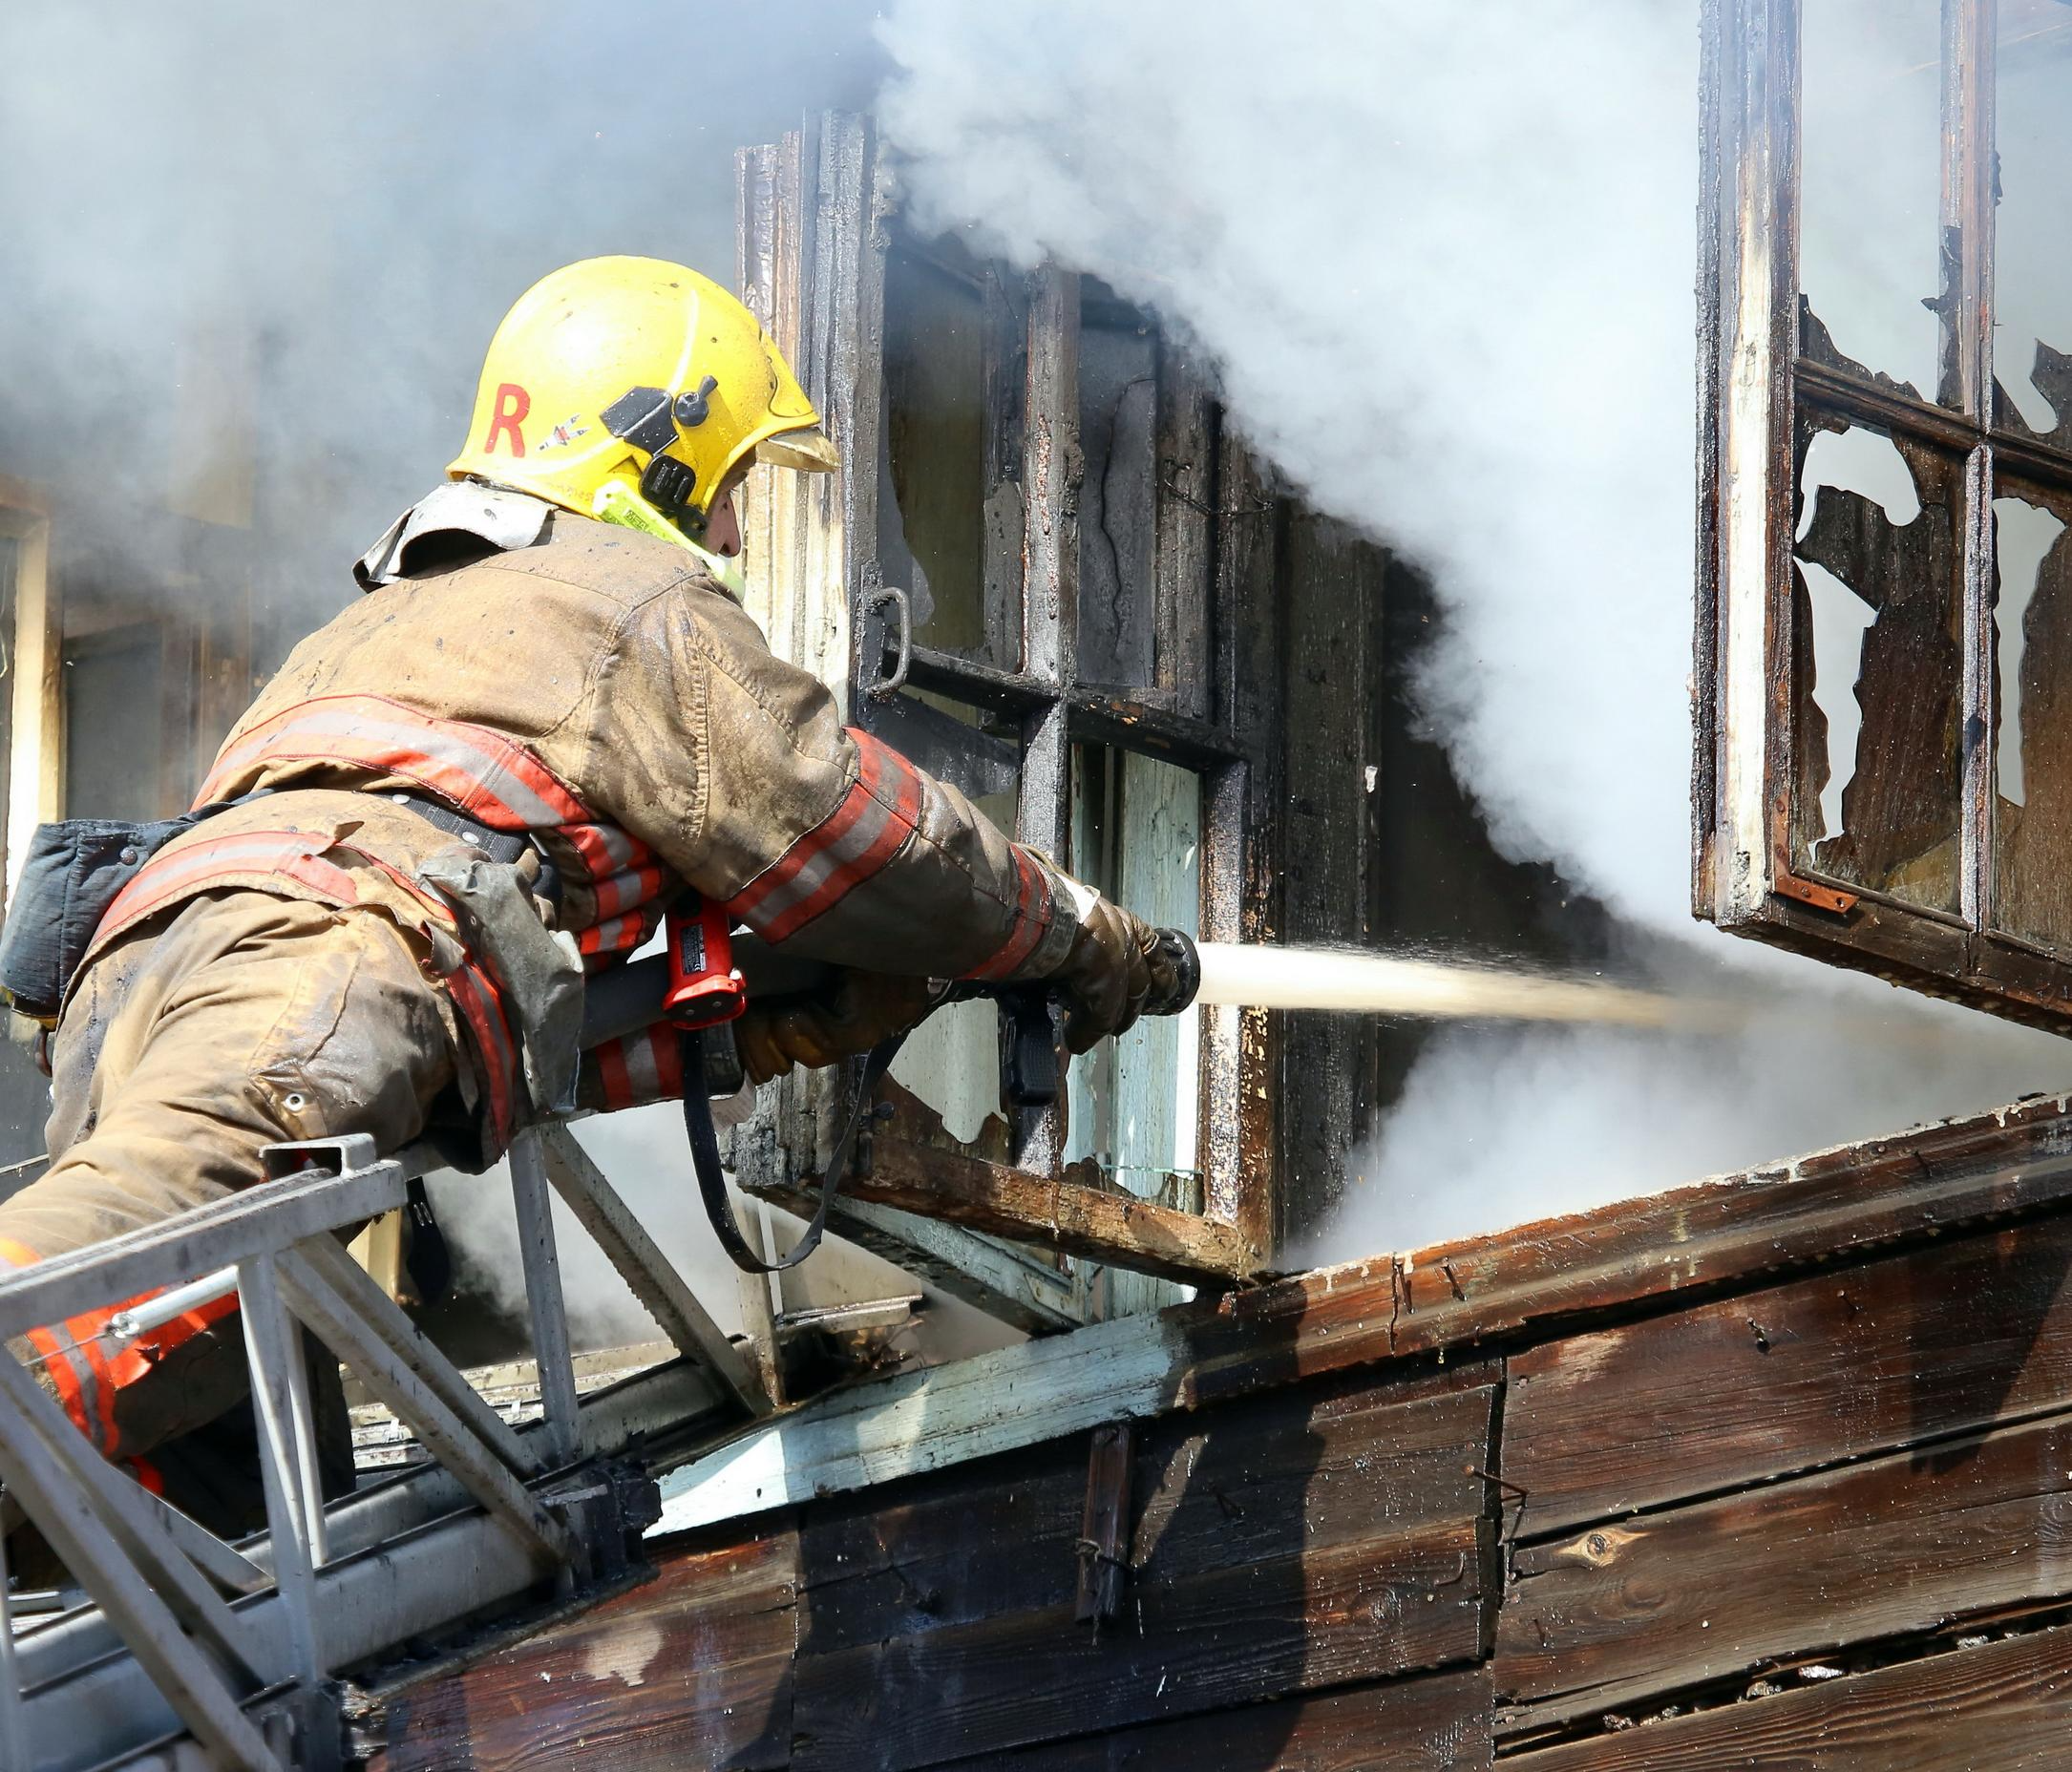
[662, 895, 747, 1029]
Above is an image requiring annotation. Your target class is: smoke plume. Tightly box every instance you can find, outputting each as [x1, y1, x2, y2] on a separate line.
[0, 1, 882, 637]
[873, 0, 2072, 1253]
[0, 3, 937, 1343]
[6, 2, 2066, 1295]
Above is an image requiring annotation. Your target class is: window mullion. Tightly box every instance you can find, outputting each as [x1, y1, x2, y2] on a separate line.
[1947, 0, 1998, 929]
[1016, 265, 1081, 1176]
[1939, 0, 1997, 420]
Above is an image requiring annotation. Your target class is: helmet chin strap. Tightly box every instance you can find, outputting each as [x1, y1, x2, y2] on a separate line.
[592, 479, 749, 601]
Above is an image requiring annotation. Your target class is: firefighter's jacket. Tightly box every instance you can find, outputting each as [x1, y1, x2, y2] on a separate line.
[85, 488, 1084, 1157]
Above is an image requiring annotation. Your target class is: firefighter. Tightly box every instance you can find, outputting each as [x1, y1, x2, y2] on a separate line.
[0, 257, 1172, 1489]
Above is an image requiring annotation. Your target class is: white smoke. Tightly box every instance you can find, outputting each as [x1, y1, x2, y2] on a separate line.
[423, 1104, 1016, 1359]
[874, 0, 2072, 1254]
[878, 0, 1696, 921]
[0, 4, 1027, 1350]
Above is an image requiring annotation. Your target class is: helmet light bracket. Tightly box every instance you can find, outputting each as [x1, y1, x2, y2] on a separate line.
[640, 454, 700, 525]
[673, 376, 719, 428]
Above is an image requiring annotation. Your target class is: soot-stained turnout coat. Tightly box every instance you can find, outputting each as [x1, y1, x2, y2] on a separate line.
[0, 487, 1081, 1468]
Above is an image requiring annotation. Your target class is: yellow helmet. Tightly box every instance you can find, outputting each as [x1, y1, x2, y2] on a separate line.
[448, 256, 836, 534]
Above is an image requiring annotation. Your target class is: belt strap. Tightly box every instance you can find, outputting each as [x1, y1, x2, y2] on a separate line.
[682, 1026, 905, 1275]
[379, 791, 530, 865]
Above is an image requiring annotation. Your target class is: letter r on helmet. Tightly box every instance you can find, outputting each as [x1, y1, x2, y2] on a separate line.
[484, 382, 530, 455]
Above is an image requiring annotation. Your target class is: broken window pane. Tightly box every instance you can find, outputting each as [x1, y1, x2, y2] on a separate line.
[1064, 747, 1201, 1197]
[877, 230, 1025, 669]
[884, 695, 1022, 1152]
[1075, 282, 1159, 690]
[1992, 478, 2072, 951]
[1992, 0, 2072, 443]
[1798, 0, 1946, 401]
[1790, 418, 1963, 911]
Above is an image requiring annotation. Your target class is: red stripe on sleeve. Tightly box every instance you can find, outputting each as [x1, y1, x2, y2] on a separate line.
[730, 731, 925, 941]
[964, 847, 1056, 981]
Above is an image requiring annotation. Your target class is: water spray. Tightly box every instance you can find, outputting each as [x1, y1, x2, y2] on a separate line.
[581, 927, 1696, 1052]
[1190, 940, 1681, 1028]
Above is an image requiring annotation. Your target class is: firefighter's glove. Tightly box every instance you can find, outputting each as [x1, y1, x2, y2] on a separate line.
[734, 969, 939, 1085]
[1053, 898, 1173, 1055]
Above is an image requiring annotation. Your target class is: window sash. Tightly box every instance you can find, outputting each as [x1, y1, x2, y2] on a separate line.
[1698, 0, 2072, 1030]
[731, 114, 1272, 1314]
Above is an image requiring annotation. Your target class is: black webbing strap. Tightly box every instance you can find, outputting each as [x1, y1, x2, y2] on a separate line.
[682, 1026, 907, 1275]
[384, 791, 528, 866]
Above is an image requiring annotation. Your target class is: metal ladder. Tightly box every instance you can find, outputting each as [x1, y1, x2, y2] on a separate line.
[0, 1125, 773, 1771]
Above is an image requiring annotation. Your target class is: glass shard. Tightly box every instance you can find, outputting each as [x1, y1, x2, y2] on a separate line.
[1791, 421, 1963, 910]
[1798, 0, 1946, 402]
[1992, 482, 2072, 951]
[1992, 0, 2072, 442]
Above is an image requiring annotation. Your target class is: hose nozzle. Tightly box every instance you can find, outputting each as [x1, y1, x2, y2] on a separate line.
[1145, 927, 1200, 1018]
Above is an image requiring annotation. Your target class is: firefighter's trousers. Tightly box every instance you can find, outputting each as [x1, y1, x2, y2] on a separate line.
[0, 889, 456, 1485]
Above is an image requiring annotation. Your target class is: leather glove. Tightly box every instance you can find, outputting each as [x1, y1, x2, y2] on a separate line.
[1050, 897, 1177, 1055]
[733, 969, 940, 1085]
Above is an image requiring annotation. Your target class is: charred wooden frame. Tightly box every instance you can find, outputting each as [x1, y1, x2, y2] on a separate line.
[0, 477, 59, 910]
[1697, 0, 2072, 1029]
[731, 115, 1270, 1323]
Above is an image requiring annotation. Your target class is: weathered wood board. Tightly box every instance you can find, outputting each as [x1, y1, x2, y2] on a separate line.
[374, 1094, 2072, 1770]
[1506, 1210, 2072, 1533]
[788, 1373, 1497, 1768]
[659, 1095, 2072, 1537]
[961, 1667, 1495, 1770]
[371, 1531, 797, 1772]
[1504, 1620, 2072, 1771]
[1184, 1093, 2072, 1408]
[1497, 1408, 2072, 1727]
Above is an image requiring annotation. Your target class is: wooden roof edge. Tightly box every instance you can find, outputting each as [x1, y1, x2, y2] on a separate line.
[649, 1092, 2072, 1539]
[1178, 1090, 2072, 1403]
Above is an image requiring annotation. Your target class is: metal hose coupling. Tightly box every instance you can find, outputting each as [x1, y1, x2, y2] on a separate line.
[1144, 928, 1201, 1017]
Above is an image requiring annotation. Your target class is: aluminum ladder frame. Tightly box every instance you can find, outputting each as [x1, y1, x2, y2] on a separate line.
[0, 1125, 772, 1771]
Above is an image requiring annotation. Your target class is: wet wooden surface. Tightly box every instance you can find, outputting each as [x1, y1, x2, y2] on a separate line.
[788, 1372, 1496, 1769]
[959, 1668, 1494, 1770]
[1497, 1408, 2072, 1726]
[1505, 1209, 2072, 1533]
[372, 1096, 2072, 1771]
[371, 1530, 797, 1772]
[1505, 1621, 2072, 1771]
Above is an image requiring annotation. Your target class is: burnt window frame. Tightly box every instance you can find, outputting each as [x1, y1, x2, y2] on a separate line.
[730, 115, 1269, 1324]
[0, 477, 59, 913]
[1696, 0, 2072, 1028]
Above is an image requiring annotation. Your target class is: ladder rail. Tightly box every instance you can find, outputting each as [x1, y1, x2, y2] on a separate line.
[0, 1129, 751, 1771]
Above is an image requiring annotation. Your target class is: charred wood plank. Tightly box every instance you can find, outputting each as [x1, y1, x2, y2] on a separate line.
[1181, 1093, 2072, 1407]
[1064, 689, 1251, 767]
[1505, 1208, 2072, 1534]
[778, 1130, 1262, 1284]
[793, 1526, 1488, 1771]
[1075, 1421, 1132, 1626]
[1205, 434, 1281, 1254]
[787, 1379, 1494, 1766]
[1495, 1409, 2072, 1728]
[959, 1667, 1493, 1770]
[1503, 1619, 2072, 1771]
[373, 1530, 797, 1772]
[792, 1369, 1496, 1657]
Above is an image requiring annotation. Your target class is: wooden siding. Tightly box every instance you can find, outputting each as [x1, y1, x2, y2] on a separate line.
[368, 1093, 2072, 1769]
